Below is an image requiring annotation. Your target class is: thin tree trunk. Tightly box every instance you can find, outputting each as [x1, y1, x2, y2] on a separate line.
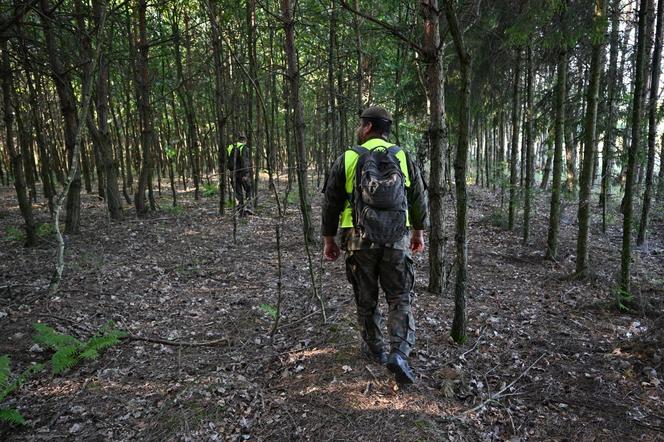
[576, 0, 608, 277]
[422, 0, 449, 296]
[620, 0, 650, 294]
[657, 132, 664, 200]
[327, 2, 338, 180]
[134, 0, 155, 215]
[444, 0, 469, 344]
[601, 0, 621, 232]
[1, 40, 36, 246]
[15, 100, 37, 204]
[206, 0, 227, 215]
[546, 7, 568, 260]
[281, 0, 314, 243]
[508, 50, 521, 230]
[523, 45, 534, 243]
[540, 130, 553, 190]
[80, 139, 93, 194]
[87, 0, 122, 219]
[637, 0, 663, 245]
[564, 95, 578, 196]
[172, 10, 200, 200]
[40, 0, 82, 233]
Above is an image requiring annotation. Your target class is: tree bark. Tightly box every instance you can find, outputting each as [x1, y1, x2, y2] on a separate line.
[422, 0, 449, 296]
[657, 132, 664, 200]
[443, 0, 469, 344]
[620, 0, 650, 294]
[600, 0, 621, 232]
[39, 0, 82, 233]
[206, 0, 227, 215]
[172, 9, 201, 200]
[576, 0, 608, 277]
[546, 6, 568, 261]
[637, 0, 663, 245]
[134, 0, 155, 216]
[353, 0, 364, 113]
[508, 50, 521, 230]
[281, 0, 314, 243]
[540, 130, 553, 190]
[523, 45, 534, 243]
[1, 40, 36, 246]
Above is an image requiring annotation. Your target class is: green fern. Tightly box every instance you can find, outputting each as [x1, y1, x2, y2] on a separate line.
[33, 323, 80, 351]
[0, 408, 26, 425]
[51, 346, 80, 375]
[260, 303, 278, 320]
[0, 356, 43, 426]
[33, 322, 126, 375]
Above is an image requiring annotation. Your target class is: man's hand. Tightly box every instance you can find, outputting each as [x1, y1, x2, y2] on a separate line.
[410, 230, 425, 253]
[323, 236, 341, 261]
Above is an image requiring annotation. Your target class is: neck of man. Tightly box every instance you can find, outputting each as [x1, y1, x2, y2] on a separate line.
[359, 133, 386, 145]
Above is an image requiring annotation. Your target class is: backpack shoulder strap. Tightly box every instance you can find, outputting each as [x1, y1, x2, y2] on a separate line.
[351, 145, 369, 156]
[387, 145, 402, 155]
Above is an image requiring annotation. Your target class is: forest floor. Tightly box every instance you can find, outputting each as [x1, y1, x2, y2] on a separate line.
[1, 176, 664, 442]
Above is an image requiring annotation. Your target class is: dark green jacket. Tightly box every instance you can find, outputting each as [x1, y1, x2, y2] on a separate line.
[321, 138, 428, 238]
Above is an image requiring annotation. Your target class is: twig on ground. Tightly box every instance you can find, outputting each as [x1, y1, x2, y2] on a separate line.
[459, 325, 486, 360]
[124, 334, 230, 347]
[365, 365, 380, 383]
[450, 353, 547, 419]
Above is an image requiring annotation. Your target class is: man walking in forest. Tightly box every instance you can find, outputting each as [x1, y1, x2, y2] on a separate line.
[322, 106, 428, 385]
[227, 134, 253, 215]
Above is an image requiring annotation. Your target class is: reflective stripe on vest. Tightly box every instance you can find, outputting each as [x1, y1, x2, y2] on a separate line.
[340, 138, 411, 228]
[227, 142, 245, 156]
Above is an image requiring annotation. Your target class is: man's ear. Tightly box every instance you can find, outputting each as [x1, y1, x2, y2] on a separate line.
[362, 121, 373, 137]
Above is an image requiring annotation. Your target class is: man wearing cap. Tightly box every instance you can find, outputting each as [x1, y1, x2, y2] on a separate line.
[321, 106, 428, 384]
[227, 134, 252, 214]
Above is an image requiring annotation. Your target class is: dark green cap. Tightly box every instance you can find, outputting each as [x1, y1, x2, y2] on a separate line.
[360, 106, 392, 123]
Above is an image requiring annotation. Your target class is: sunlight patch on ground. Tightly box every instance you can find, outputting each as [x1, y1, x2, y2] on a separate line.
[298, 376, 462, 417]
[286, 347, 336, 364]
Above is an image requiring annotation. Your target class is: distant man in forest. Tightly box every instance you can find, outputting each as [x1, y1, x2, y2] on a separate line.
[227, 134, 252, 215]
[321, 106, 428, 384]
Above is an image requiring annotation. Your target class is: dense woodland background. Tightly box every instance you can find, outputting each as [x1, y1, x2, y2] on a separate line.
[1, 0, 664, 440]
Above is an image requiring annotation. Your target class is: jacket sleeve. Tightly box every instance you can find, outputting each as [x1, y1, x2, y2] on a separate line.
[242, 145, 251, 171]
[321, 154, 347, 237]
[406, 154, 429, 230]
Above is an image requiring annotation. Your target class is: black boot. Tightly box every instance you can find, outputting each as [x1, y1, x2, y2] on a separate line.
[369, 350, 388, 365]
[362, 346, 388, 365]
[386, 352, 415, 384]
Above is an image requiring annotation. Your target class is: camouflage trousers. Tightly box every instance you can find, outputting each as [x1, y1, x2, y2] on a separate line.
[233, 172, 252, 208]
[345, 247, 416, 357]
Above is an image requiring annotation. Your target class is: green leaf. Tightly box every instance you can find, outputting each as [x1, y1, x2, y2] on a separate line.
[260, 303, 278, 320]
[33, 323, 80, 351]
[79, 349, 99, 360]
[51, 347, 80, 375]
[0, 408, 26, 425]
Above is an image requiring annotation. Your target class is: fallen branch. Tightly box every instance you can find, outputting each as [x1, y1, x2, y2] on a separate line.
[459, 325, 486, 360]
[124, 334, 230, 347]
[451, 353, 546, 418]
[365, 364, 380, 383]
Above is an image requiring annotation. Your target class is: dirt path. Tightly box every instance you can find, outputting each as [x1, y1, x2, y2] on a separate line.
[1, 182, 662, 441]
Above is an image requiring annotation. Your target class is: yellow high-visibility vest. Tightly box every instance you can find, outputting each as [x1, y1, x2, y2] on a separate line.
[340, 138, 410, 228]
[227, 142, 245, 156]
